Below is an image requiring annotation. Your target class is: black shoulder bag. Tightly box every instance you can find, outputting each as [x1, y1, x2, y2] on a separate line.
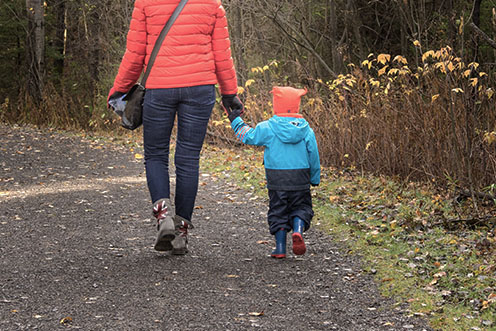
[121, 0, 189, 130]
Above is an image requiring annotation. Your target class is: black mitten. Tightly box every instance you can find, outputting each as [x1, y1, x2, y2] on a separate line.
[107, 90, 125, 109]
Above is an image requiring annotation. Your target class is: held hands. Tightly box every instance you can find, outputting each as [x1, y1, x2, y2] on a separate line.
[221, 94, 244, 122]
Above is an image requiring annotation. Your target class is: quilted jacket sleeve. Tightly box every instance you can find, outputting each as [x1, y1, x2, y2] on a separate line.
[112, 0, 147, 93]
[231, 117, 271, 147]
[306, 128, 321, 186]
[212, 3, 238, 95]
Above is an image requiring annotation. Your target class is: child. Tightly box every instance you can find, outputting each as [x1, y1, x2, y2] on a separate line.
[226, 86, 320, 258]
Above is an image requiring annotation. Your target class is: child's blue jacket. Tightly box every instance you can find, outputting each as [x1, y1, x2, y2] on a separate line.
[231, 115, 320, 191]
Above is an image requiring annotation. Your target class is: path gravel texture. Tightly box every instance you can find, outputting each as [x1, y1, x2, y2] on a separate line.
[0, 124, 432, 330]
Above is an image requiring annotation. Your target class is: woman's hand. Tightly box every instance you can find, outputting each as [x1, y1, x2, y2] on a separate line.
[107, 87, 125, 109]
[221, 94, 244, 121]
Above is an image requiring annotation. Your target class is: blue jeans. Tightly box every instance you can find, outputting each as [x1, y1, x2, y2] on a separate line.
[143, 85, 215, 222]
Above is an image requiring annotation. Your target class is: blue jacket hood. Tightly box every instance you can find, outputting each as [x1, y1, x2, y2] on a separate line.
[268, 116, 309, 144]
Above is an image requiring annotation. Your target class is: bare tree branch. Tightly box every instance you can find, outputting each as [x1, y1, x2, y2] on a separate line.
[469, 22, 496, 50]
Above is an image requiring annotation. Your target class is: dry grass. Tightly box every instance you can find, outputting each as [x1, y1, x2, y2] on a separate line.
[208, 47, 496, 191]
[4, 44, 495, 192]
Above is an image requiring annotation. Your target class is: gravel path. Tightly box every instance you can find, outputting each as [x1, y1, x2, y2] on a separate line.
[0, 124, 432, 330]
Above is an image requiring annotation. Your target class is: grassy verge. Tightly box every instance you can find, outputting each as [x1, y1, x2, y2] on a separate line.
[200, 144, 496, 331]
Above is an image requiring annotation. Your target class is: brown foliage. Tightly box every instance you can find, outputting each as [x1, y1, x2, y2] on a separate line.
[209, 47, 496, 190]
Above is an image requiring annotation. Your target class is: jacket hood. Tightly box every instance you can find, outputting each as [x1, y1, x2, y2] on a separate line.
[268, 116, 309, 144]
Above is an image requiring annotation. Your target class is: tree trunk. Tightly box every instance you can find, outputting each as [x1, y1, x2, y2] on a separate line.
[472, 0, 482, 62]
[493, 7, 496, 61]
[446, 0, 457, 51]
[232, 3, 247, 86]
[89, 6, 101, 83]
[51, 0, 66, 81]
[25, 0, 44, 103]
[329, 0, 343, 73]
[347, 0, 365, 60]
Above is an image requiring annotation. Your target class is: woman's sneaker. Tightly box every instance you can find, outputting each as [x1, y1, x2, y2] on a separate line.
[153, 199, 175, 251]
[171, 215, 192, 255]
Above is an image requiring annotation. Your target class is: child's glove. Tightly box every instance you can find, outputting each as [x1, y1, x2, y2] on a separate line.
[222, 94, 244, 122]
[227, 107, 242, 122]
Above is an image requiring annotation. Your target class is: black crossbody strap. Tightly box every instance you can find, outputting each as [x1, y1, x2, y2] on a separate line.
[141, 0, 189, 86]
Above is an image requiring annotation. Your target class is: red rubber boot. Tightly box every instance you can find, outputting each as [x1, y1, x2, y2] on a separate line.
[292, 217, 306, 255]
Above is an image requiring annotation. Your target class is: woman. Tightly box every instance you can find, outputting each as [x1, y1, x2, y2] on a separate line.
[108, 0, 243, 255]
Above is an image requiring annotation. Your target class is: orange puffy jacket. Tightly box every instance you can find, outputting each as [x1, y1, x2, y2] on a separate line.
[111, 0, 238, 96]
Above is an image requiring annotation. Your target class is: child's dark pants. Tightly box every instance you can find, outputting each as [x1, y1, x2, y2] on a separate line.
[267, 189, 314, 235]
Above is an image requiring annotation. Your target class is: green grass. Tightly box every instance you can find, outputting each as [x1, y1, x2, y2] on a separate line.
[200, 144, 496, 331]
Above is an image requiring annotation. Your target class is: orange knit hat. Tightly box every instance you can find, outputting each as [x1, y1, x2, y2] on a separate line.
[271, 86, 307, 118]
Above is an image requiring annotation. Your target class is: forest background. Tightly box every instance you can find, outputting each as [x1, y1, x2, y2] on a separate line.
[2, 1, 496, 328]
[1, 0, 496, 195]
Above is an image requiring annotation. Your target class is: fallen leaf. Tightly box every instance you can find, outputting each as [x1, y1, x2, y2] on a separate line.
[433, 271, 446, 278]
[256, 240, 269, 244]
[60, 317, 73, 324]
[135, 153, 143, 159]
[248, 311, 264, 316]
[226, 275, 239, 278]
